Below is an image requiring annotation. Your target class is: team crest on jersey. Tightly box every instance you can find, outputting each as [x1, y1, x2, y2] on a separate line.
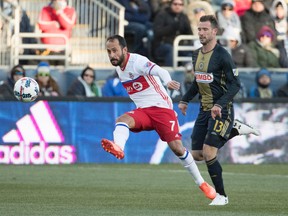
[132, 82, 143, 91]
[199, 62, 204, 70]
[129, 72, 134, 79]
[195, 71, 213, 83]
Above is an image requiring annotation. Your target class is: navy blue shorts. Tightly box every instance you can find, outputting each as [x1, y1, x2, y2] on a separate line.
[191, 106, 234, 150]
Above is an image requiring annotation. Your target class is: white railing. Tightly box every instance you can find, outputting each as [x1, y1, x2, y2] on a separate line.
[0, 5, 19, 66]
[173, 35, 230, 69]
[10, 33, 69, 67]
[1, 0, 125, 67]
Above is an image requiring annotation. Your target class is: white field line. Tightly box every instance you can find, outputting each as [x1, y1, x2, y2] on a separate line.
[77, 166, 288, 178]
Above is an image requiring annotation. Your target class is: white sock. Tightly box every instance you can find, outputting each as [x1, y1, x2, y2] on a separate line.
[179, 149, 204, 186]
[113, 122, 129, 150]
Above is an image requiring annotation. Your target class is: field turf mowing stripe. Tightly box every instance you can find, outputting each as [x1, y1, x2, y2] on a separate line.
[0, 164, 287, 216]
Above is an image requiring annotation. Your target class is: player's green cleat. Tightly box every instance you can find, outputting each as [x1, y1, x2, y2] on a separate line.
[101, 138, 124, 159]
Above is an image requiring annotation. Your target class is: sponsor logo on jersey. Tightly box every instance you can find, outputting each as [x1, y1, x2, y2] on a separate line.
[123, 76, 150, 94]
[195, 71, 214, 83]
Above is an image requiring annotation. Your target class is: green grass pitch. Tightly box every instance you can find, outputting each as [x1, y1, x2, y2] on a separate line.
[0, 164, 287, 216]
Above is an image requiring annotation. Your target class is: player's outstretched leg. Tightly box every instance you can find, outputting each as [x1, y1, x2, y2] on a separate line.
[101, 138, 124, 159]
[179, 148, 216, 200]
[233, 119, 261, 136]
[199, 182, 217, 200]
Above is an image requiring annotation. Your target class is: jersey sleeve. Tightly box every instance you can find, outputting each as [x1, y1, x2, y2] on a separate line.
[136, 55, 172, 85]
[215, 51, 241, 108]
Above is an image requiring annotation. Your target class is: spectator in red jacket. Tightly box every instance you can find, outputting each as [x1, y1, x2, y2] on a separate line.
[38, 0, 76, 48]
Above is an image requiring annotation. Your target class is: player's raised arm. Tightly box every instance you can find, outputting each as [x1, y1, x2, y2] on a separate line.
[148, 64, 180, 90]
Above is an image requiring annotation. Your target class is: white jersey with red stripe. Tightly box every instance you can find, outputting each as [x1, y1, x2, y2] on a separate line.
[115, 53, 173, 109]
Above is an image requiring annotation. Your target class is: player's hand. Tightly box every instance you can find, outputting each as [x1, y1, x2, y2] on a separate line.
[211, 105, 222, 120]
[178, 103, 188, 116]
[167, 80, 180, 90]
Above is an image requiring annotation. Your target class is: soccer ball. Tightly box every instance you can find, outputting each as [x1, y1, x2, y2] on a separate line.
[14, 77, 39, 102]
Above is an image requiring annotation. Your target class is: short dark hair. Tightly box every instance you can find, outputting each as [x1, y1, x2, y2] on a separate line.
[170, 0, 184, 6]
[106, 35, 127, 49]
[199, 15, 219, 29]
[81, 66, 95, 80]
[10, 64, 26, 79]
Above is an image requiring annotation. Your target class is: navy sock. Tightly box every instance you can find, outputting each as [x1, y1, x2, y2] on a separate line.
[228, 128, 239, 140]
[206, 157, 227, 197]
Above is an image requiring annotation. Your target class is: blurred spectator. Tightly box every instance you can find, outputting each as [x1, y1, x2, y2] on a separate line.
[38, 0, 76, 65]
[276, 74, 288, 97]
[35, 61, 62, 96]
[221, 27, 257, 67]
[149, 0, 170, 20]
[116, 0, 152, 56]
[216, 0, 242, 35]
[67, 66, 102, 97]
[102, 71, 128, 97]
[0, 64, 25, 99]
[269, 0, 287, 41]
[241, 0, 276, 44]
[248, 26, 288, 68]
[234, 0, 252, 16]
[186, 0, 214, 37]
[249, 68, 276, 98]
[234, 81, 248, 99]
[153, 0, 192, 66]
[183, 62, 194, 92]
[0, 0, 37, 64]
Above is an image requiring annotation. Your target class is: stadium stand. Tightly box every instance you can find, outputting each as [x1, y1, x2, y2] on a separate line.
[0, 67, 287, 97]
[0, 0, 125, 68]
[1, 0, 288, 99]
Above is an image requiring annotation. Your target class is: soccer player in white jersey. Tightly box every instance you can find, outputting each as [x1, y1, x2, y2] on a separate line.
[101, 34, 216, 200]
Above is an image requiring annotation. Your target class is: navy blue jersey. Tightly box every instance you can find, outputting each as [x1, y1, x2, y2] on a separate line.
[182, 44, 240, 111]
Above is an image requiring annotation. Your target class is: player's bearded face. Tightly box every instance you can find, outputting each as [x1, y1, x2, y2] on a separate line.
[198, 22, 216, 45]
[106, 40, 126, 66]
[110, 50, 125, 66]
[199, 29, 214, 45]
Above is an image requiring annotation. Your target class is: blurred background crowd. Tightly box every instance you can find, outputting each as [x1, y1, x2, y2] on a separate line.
[0, 0, 288, 99]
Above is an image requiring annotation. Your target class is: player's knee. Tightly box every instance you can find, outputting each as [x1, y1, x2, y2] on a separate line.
[202, 150, 216, 161]
[202, 144, 218, 161]
[192, 151, 203, 161]
[168, 140, 185, 156]
[116, 114, 135, 128]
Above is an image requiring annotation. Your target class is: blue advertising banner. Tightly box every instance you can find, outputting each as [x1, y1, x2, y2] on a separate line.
[0, 100, 287, 164]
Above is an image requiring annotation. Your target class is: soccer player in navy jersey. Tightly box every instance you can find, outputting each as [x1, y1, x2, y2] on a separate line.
[178, 15, 260, 205]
